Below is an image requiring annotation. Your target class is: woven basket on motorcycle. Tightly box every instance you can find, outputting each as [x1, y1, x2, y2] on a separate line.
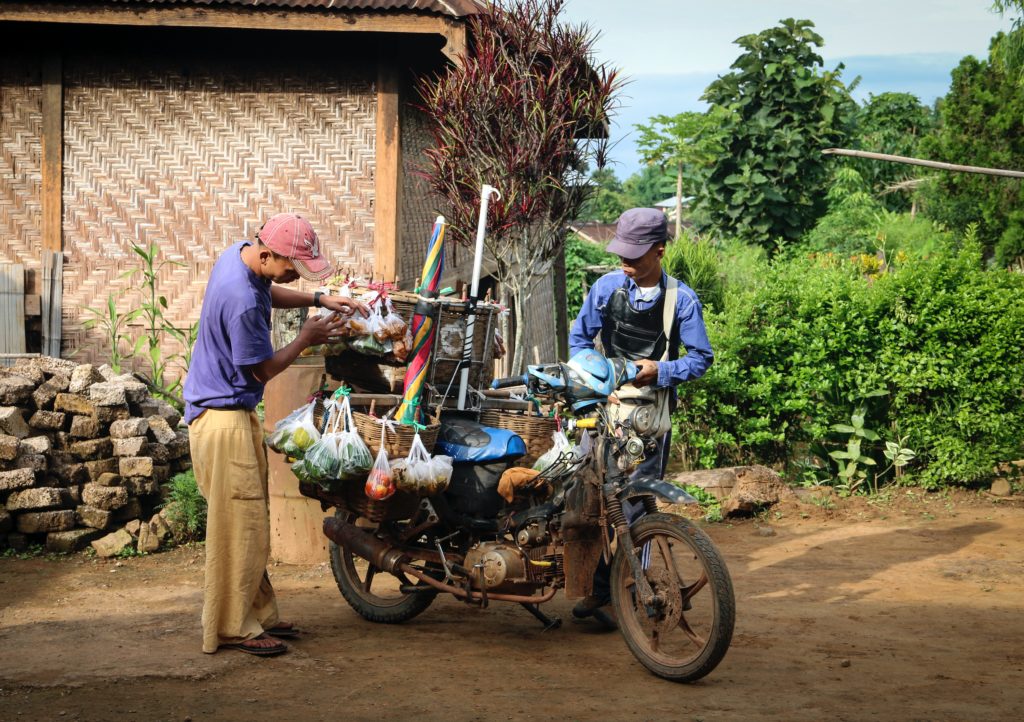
[298, 480, 419, 524]
[351, 411, 440, 457]
[478, 409, 557, 467]
[387, 290, 499, 391]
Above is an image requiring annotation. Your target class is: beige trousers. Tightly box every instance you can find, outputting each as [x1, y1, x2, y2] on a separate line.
[189, 409, 279, 653]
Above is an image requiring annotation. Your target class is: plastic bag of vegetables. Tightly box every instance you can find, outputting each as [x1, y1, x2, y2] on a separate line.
[365, 420, 396, 500]
[269, 400, 320, 459]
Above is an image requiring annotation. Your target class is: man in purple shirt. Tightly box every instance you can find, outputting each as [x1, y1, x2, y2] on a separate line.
[184, 212, 366, 656]
[568, 207, 713, 627]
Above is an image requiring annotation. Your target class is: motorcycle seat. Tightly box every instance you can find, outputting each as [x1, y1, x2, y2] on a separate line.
[436, 416, 527, 463]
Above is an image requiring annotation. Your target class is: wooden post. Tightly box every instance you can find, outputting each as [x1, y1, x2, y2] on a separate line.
[374, 56, 402, 284]
[41, 54, 62, 253]
[553, 245, 569, 362]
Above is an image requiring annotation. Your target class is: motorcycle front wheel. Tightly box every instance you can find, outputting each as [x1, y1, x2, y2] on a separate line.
[328, 511, 438, 624]
[610, 512, 735, 682]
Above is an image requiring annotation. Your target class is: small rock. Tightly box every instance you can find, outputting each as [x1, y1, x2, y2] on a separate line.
[91, 528, 134, 558]
[137, 522, 159, 553]
[6, 487, 63, 511]
[28, 410, 66, 431]
[46, 528, 103, 553]
[110, 418, 149, 439]
[82, 483, 128, 511]
[0, 406, 30, 438]
[120, 456, 155, 478]
[68, 364, 105, 394]
[0, 375, 35, 405]
[0, 468, 36, 492]
[53, 393, 96, 417]
[90, 381, 148, 407]
[69, 415, 101, 438]
[19, 435, 52, 455]
[754, 525, 777, 537]
[0, 433, 20, 460]
[15, 453, 48, 473]
[85, 457, 119, 481]
[125, 519, 142, 537]
[96, 471, 122, 487]
[32, 375, 71, 409]
[147, 416, 177, 445]
[112, 436, 148, 457]
[95, 405, 131, 423]
[77, 505, 113, 530]
[69, 437, 113, 461]
[840, 659, 851, 668]
[990, 478, 1012, 497]
[16, 510, 76, 534]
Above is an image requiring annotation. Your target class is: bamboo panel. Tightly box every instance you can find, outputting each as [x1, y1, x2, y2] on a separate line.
[61, 58, 377, 366]
[41, 251, 62, 357]
[0, 59, 44, 294]
[0, 263, 26, 355]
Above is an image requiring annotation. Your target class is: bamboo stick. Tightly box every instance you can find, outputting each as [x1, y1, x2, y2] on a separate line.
[822, 148, 1024, 179]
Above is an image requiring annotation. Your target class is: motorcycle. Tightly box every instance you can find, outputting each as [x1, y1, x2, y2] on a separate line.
[308, 349, 735, 682]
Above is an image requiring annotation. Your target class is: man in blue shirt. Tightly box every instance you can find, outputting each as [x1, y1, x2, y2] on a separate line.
[568, 207, 713, 627]
[184, 212, 367, 656]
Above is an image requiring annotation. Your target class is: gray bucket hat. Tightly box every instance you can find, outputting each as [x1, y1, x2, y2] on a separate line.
[605, 208, 668, 259]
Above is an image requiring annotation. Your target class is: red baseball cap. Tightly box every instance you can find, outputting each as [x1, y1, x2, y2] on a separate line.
[257, 212, 334, 282]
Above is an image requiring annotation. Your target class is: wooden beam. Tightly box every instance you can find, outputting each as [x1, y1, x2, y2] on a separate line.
[0, 4, 467, 42]
[823, 148, 1024, 179]
[41, 54, 62, 254]
[374, 57, 402, 285]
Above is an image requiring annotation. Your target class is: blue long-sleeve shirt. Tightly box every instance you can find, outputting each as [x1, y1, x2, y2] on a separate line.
[569, 270, 714, 389]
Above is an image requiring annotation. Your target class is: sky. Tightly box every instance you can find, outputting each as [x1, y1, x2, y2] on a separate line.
[560, 0, 1016, 179]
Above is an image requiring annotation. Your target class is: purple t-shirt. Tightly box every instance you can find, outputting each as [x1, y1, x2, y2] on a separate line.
[183, 241, 275, 424]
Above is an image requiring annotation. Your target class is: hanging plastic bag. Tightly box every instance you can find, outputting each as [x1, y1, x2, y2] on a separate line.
[422, 453, 453, 496]
[393, 431, 431, 495]
[300, 403, 344, 484]
[379, 298, 408, 342]
[267, 403, 306, 453]
[365, 420, 396, 500]
[334, 393, 373, 481]
[275, 400, 320, 459]
[532, 429, 571, 473]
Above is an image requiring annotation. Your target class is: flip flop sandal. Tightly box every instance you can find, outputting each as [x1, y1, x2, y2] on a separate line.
[220, 633, 288, 656]
[266, 624, 301, 639]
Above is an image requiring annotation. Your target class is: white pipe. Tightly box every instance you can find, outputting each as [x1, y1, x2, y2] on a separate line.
[458, 184, 501, 410]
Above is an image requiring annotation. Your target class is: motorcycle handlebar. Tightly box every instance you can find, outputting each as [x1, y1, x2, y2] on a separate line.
[491, 375, 527, 390]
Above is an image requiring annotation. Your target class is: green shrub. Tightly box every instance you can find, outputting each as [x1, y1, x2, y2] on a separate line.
[565, 234, 616, 319]
[675, 233, 1024, 489]
[161, 469, 207, 541]
[663, 231, 725, 313]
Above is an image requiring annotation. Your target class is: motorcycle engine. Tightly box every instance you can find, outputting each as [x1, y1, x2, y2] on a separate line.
[463, 542, 528, 589]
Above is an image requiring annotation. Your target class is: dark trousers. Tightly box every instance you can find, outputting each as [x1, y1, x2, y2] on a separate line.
[591, 430, 671, 599]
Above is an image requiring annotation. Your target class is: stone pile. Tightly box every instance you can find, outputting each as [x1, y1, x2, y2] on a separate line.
[0, 356, 191, 556]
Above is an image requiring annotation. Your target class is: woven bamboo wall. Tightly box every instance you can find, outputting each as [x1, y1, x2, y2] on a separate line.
[0, 59, 43, 296]
[61, 57, 377, 367]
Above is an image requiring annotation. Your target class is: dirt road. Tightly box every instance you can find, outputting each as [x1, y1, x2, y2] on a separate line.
[1, 490, 1022, 721]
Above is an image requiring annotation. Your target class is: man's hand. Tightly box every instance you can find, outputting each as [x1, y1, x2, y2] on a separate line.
[298, 313, 347, 347]
[633, 359, 660, 387]
[320, 295, 370, 318]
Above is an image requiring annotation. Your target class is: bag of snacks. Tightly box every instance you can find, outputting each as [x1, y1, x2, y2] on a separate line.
[379, 298, 408, 342]
[532, 429, 571, 473]
[394, 432, 452, 496]
[270, 400, 320, 459]
[365, 421, 396, 500]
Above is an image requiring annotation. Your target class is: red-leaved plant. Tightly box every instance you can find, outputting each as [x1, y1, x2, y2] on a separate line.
[416, 0, 621, 372]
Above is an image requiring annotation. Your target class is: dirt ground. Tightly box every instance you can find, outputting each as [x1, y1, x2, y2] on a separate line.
[1, 489, 1022, 722]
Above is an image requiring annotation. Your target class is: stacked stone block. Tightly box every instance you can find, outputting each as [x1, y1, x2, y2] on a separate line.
[0, 357, 191, 555]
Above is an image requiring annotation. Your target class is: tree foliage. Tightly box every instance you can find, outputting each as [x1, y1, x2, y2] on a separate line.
[416, 0, 621, 372]
[919, 37, 1024, 264]
[578, 167, 627, 223]
[848, 92, 936, 212]
[634, 110, 724, 238]
[698, 18, 854, 251]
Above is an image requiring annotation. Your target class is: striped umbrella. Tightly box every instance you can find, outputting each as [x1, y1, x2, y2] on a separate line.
[397, 216, 446, 425]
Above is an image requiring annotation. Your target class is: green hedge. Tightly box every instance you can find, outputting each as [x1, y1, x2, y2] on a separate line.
[674, 238, 1024, 488]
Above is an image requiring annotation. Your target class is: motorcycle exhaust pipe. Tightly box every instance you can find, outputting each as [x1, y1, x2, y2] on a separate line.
[323, 516, 406, 574]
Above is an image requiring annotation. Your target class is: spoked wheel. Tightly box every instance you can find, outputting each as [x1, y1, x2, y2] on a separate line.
[328, 511, 438, 624]
[611, 512, 735, 682]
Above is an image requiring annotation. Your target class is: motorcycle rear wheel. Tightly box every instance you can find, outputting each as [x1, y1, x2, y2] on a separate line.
[328, 511, 437, 624]
[611, 512, 735, 682]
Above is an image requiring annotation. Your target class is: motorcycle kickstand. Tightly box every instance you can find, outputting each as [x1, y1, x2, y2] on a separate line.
[520, 603, 561, 631]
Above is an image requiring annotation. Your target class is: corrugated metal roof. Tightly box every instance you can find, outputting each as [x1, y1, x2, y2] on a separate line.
[104, 0, 485, 16]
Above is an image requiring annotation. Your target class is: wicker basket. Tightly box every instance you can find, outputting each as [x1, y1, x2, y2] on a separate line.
[479, 409, 558, 467]
[352, 411, 440, 458]
[298, 480, 419, 523]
